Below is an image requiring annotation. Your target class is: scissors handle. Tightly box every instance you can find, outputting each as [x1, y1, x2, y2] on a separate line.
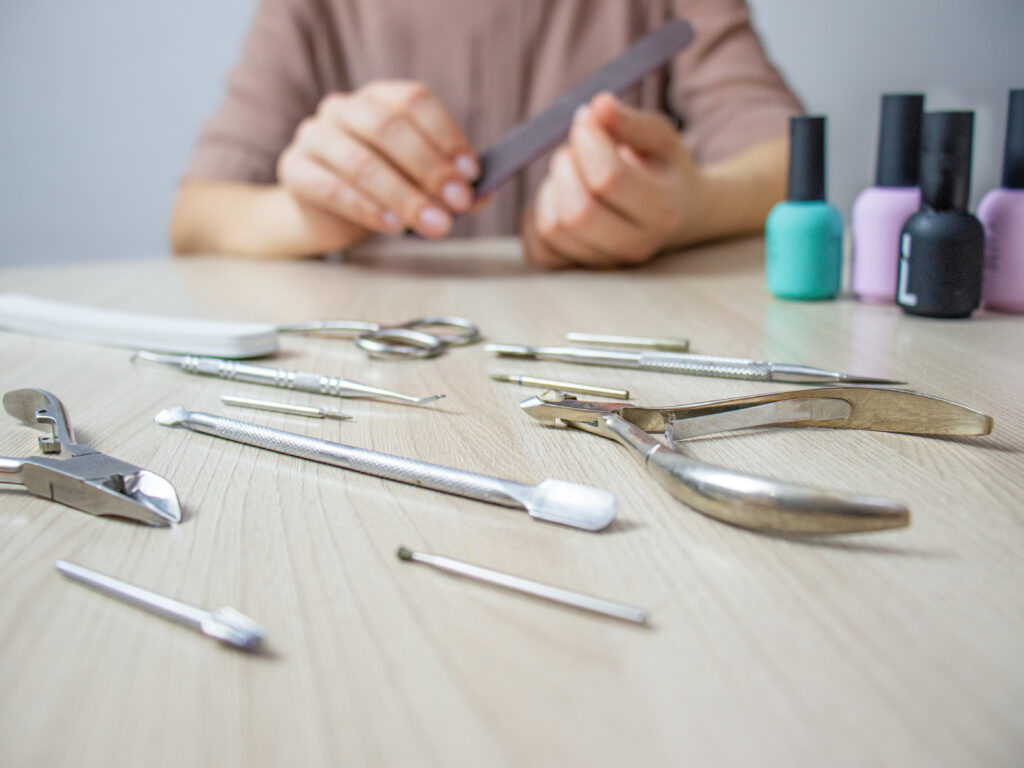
[277, 316, 480, 359]
[394, 316, 481, 346]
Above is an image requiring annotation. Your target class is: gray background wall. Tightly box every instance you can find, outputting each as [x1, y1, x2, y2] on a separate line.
[1, 0, 1022, 266]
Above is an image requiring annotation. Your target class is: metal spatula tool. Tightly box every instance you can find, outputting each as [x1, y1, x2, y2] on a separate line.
[155, 407, 616, 532]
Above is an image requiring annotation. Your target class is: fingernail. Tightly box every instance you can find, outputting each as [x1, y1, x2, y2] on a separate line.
[574, 105, 590, 123]
[455, 154, 479, 180]
[442, 181, 472, 211]
[418, 205, 452, 236]
[381, 210, 402, 233]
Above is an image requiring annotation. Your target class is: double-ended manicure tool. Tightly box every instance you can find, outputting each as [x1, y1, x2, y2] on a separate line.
[488, 342, 904, 385]
[221, 394, 353, 421]
[520, 387, 993, 535]
[0, 389, 180, 525]
[133, 351, 444, 406]
[155, 407, 617, 532]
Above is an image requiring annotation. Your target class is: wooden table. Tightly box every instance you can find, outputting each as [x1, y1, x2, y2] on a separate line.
[1, 237, 1022, 767]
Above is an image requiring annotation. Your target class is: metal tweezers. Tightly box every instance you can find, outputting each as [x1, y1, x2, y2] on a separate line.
[520, 387, 993, 535]
[0, 389, 181, 525]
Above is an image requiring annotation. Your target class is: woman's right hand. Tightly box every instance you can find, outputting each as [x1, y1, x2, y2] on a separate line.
[276, 80, 479, 241]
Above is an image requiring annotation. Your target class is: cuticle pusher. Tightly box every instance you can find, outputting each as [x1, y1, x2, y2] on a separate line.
[56, 560, 265, 651]
[132, 350, 443, 406]
[154, 407, 617, 532]
[397, 546, 648, 624]
[486, 343, 905, 385]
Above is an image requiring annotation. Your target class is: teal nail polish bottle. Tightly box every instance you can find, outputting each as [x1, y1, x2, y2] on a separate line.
[766, 116, 843, 300]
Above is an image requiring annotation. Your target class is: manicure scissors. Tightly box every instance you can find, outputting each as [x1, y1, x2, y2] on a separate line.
[277, 316, 480, 359]
[0, 389, 181, 525]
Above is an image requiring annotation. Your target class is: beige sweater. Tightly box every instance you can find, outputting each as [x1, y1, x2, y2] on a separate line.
[185, 0, 801, 236]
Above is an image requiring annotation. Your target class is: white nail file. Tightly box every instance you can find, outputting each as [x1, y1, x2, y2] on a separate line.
[0, 293, 279, 358]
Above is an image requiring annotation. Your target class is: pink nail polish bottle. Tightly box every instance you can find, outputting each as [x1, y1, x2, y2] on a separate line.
[851, 94, 925, 303]
[979, 88, 1024, 314]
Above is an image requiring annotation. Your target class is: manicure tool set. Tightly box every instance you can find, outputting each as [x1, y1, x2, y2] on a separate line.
[0, 19, 999, 648]
[1, 313, 997, 639]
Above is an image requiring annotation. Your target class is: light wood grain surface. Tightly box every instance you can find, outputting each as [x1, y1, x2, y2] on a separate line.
[1, 237, 1022, 767]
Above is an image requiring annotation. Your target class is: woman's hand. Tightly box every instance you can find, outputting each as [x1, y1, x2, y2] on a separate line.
[522, 92, 704, 269]
[277, 80, 479, 244]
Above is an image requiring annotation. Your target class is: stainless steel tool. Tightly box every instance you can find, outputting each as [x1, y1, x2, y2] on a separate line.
[397, 546, 648, 624]
[133, 350, 444, 406]
[221, 394, 353, 421]
[56, 560, 264, 651]
[0, 389, 180, 525]
[489, 373, 630, 399]
[566, 332, 690, 351]
[277, 315, 480, 359]
[487, 343, 904, 385]
[520, 387, 993, 535]
[155, 407, 617, 532]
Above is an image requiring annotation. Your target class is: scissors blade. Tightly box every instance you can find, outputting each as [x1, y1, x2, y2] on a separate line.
[19, 455, 181, 526]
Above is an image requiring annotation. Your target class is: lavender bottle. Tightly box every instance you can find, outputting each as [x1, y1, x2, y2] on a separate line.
[980, 88, 1024, 313]
[851, 94, 925, 303]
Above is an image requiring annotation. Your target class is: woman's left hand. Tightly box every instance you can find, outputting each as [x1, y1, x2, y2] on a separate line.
[522, 92, 703, 269]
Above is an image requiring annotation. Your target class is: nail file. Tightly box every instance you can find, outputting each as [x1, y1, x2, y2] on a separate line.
[0, 293, 279, 358]
[473, 18, 694, 199]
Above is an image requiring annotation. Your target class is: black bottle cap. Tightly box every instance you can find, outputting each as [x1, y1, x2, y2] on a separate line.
[1002, 89, 1024, 189]
[787, 116, 826, 201]
[919, 111, 974, 211]
[876, 93, 924, 187]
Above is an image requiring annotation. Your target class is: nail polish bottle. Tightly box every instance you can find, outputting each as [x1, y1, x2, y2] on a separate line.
[979, 89, 1024, 313]
[851, 94, 924, 303]
[897, 111, 984, 318]
[766, 116, 842, 300]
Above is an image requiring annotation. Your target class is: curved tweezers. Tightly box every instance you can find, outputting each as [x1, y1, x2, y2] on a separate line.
[520, 388, 993, 536]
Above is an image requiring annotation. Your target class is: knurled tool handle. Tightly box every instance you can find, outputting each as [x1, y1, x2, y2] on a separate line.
[637, 352, 771, 381]
[166, 410, 531, 510]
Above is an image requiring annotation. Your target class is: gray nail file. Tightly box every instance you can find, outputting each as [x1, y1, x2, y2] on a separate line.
[473, 19, 694, 199]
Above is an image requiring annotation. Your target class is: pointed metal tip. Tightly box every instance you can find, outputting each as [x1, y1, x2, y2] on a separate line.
[396, 546, 414, 561]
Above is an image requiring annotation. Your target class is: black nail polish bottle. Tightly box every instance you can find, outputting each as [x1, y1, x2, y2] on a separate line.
[896, 111, 985, 318]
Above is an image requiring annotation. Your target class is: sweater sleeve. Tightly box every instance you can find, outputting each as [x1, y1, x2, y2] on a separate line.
[183, 0, 332, 184]
[668, 0, 802, 164]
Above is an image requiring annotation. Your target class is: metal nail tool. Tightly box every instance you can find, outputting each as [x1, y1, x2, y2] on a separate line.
[0, 389, 180, 525]
[277, 315, 480, 359]
[520, 387, 993, 535]
[56, 560, 264, 651]
[0, 293, 480, 359]
[155, 407, 617, 532]
[396, 546, 648, 624]
[221, 394, 353, 421]
[566, 333, 690, 351]
[133, 350, 444, 406]
[489, 373, 630, 399]
[486, 343, 904, 385]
